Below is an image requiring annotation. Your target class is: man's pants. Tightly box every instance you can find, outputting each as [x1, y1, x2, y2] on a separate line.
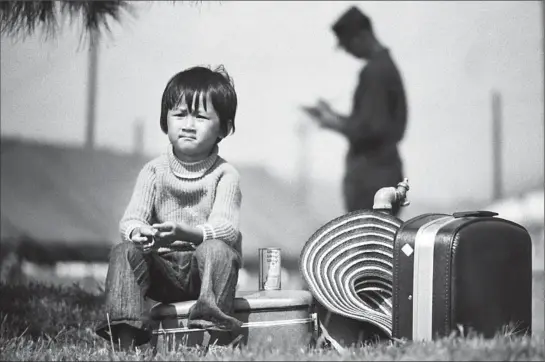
[95, 239, 242, 346]
[343, 151, 404, 216]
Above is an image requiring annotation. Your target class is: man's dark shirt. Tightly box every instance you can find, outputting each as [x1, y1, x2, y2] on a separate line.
[343, 48, 407, 156]
[340, 48, 408, 212]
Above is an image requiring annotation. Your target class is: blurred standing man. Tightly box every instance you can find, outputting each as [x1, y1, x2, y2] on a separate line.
[303, 6, 408, 216]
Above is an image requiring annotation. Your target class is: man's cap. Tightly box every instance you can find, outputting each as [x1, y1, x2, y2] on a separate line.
[332, 6, 372, 39]
[299, 209, 403, 336]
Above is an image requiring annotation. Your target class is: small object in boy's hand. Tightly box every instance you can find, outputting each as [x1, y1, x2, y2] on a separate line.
[142, 237, 155, 253]
[177, 241, 196, 251]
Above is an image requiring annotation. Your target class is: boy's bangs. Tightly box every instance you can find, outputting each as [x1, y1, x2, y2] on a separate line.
[168, 84, 209, 113]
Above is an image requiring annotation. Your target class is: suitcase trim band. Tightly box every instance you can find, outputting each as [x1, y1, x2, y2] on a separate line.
[412, 216, 455, 341]
[152, 314, 318, 335]
[153, 305, 314, 320]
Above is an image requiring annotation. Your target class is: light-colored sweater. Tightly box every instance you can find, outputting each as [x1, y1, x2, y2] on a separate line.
[119, 144, 242, 257]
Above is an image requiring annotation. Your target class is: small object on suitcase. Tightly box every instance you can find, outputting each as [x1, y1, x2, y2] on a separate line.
[392, 211, 532, 341]
[259, 248, 282, 291]
[149, 289, 317, 352]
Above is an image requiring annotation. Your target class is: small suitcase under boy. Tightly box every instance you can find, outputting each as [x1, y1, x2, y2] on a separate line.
[392, 211, 532, 341]
[149, 289, 317, 351]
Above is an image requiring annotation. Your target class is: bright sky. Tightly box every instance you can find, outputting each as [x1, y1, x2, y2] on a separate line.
[1, 1, 543, 206]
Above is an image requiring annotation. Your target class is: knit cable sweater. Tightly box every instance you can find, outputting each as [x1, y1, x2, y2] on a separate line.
[119, 144, 242, 257]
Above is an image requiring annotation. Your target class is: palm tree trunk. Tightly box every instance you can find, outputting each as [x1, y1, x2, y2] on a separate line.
[85, 29, 99, 150]
[491, 90, 503, 201]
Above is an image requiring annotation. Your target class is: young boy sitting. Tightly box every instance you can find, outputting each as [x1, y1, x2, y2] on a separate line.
[96, 65, 243, 350]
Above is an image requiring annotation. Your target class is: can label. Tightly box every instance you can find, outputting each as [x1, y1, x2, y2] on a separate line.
[258, 248, 281, 290]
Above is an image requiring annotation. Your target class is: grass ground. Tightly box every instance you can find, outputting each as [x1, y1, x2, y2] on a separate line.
[0, 281, 543, 361]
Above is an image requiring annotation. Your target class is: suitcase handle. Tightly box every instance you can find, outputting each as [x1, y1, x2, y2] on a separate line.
[453, 210, 498, 218]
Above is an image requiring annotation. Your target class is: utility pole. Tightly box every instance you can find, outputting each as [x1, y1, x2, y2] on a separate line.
[541, 0, 545, 185]
[133, 118, 144, 156]
[491, 90, 503, 201]
[85, 29, 99, 150]
[296, 117, 311, 209]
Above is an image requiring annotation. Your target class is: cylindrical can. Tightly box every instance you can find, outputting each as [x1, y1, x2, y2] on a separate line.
[258, 248, 281, 290]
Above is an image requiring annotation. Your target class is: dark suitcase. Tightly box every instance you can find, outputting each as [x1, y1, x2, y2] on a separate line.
[392, 211, 532, 341]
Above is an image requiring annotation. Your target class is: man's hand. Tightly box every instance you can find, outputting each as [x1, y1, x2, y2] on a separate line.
[316, 99, 335, 116]
[301, 99, 342, 130]
[301, 105, 324, 120]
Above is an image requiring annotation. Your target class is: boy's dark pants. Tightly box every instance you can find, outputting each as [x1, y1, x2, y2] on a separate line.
[96, 239, 242, 346]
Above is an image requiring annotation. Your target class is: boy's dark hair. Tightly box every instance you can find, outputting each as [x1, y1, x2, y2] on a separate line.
[160, 65, 237, 138]
[332, 6, 373, 39]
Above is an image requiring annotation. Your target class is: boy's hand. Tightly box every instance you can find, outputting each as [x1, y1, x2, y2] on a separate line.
[130, 226, 156, 244]
[151, 221, 182, 247]
[130, 226, 158, 253]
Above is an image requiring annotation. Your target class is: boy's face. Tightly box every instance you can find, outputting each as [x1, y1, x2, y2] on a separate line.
[166, 92, 223, 162]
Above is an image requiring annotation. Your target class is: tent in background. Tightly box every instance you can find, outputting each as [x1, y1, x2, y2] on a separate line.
[0, 138, 323, 268]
